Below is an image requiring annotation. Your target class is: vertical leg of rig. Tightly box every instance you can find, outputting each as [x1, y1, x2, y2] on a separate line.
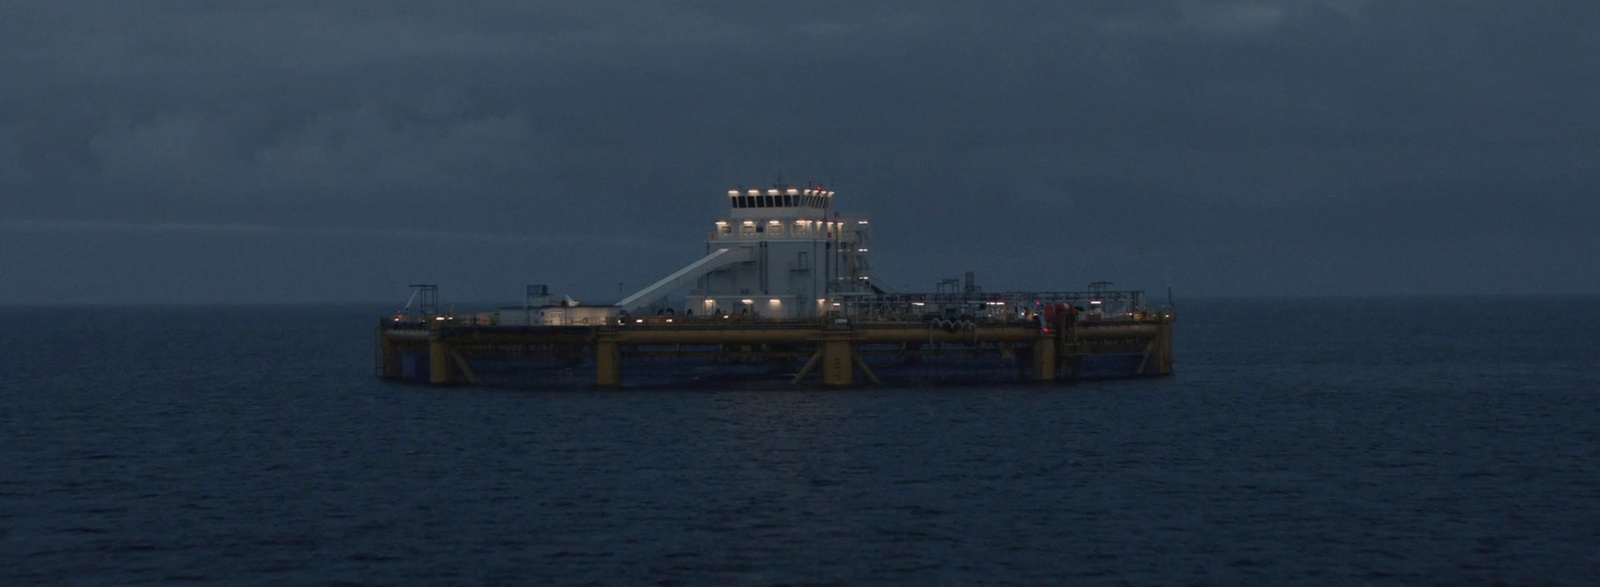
[1032, 336, 1057, 382]
[428, 337, 456, 385]
[377, 323, 402, 379]
[595, 331, 622, 388]
[821, 337, 855, 387]
[1146, 320, 1174, 376]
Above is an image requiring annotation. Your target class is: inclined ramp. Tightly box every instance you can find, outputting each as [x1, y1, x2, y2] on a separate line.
[616, 246, 755, 313]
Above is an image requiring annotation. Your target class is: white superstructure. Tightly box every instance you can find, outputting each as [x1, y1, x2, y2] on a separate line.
[616, 186, 883, 318]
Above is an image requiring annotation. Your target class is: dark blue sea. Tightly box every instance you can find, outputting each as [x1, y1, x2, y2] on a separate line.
[3, 298, 1597, 585]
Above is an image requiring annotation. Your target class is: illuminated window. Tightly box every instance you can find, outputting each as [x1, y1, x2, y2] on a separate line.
[767, 221, 784, 236]
[718, 224, 732, 236]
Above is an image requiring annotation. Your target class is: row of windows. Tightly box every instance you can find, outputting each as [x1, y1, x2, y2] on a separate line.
[730, 194, 829, 209]
[717, 222, 834, 237]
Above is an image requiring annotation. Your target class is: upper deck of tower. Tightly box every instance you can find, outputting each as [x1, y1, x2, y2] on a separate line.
[711, 185, 865, 243]
[725, 186, 834, 220]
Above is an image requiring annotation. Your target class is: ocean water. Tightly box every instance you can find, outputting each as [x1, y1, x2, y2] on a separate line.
[2, 298, 1597, 585]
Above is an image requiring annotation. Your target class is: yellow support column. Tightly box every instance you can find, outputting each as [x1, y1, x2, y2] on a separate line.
[377, 324, 402, 379]
[1032, 336, 1057, 382]
[429, 337, 456, 385]
[595, 332, 622, 388]
[821, 338, 855, 387]
[1152, 320, 1175, 376]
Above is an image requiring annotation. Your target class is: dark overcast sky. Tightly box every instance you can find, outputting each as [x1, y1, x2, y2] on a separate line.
[2, 0, 1597, 304]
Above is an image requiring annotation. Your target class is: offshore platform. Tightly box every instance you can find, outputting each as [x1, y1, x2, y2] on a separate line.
[376, 186, 1174, 388]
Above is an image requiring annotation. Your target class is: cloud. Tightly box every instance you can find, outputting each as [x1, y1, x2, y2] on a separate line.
[1181, 1, 1292, 34]
[72, 104, 549, 231]
[244, 106, 537, 197]
[0, 217, 658, 248]
[88, 112, 240, 192]
[0, 128, 27, 185]
[2, 0, 1597, 301]
[1094, 0, 1367, 37]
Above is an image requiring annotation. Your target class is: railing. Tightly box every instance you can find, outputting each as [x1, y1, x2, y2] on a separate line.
[382, 309, 1168, 335]
[830, 290, 1149, 321]
[380, 312, 499, 329]
[380, 289, 1170, 332]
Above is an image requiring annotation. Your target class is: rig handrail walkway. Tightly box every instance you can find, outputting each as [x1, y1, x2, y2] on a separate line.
[377, 312, 1174, 388]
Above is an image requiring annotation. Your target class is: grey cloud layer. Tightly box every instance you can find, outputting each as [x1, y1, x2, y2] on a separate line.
[2, 0, 1597, 302]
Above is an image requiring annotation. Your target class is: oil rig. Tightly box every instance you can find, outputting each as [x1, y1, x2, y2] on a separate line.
[376, 186, 1174, 387]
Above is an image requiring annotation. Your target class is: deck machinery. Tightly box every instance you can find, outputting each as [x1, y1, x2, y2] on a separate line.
[376, 186, 1175, 387]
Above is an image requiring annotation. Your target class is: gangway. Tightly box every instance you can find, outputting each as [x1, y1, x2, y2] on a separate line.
[616, 246, 755, 313]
